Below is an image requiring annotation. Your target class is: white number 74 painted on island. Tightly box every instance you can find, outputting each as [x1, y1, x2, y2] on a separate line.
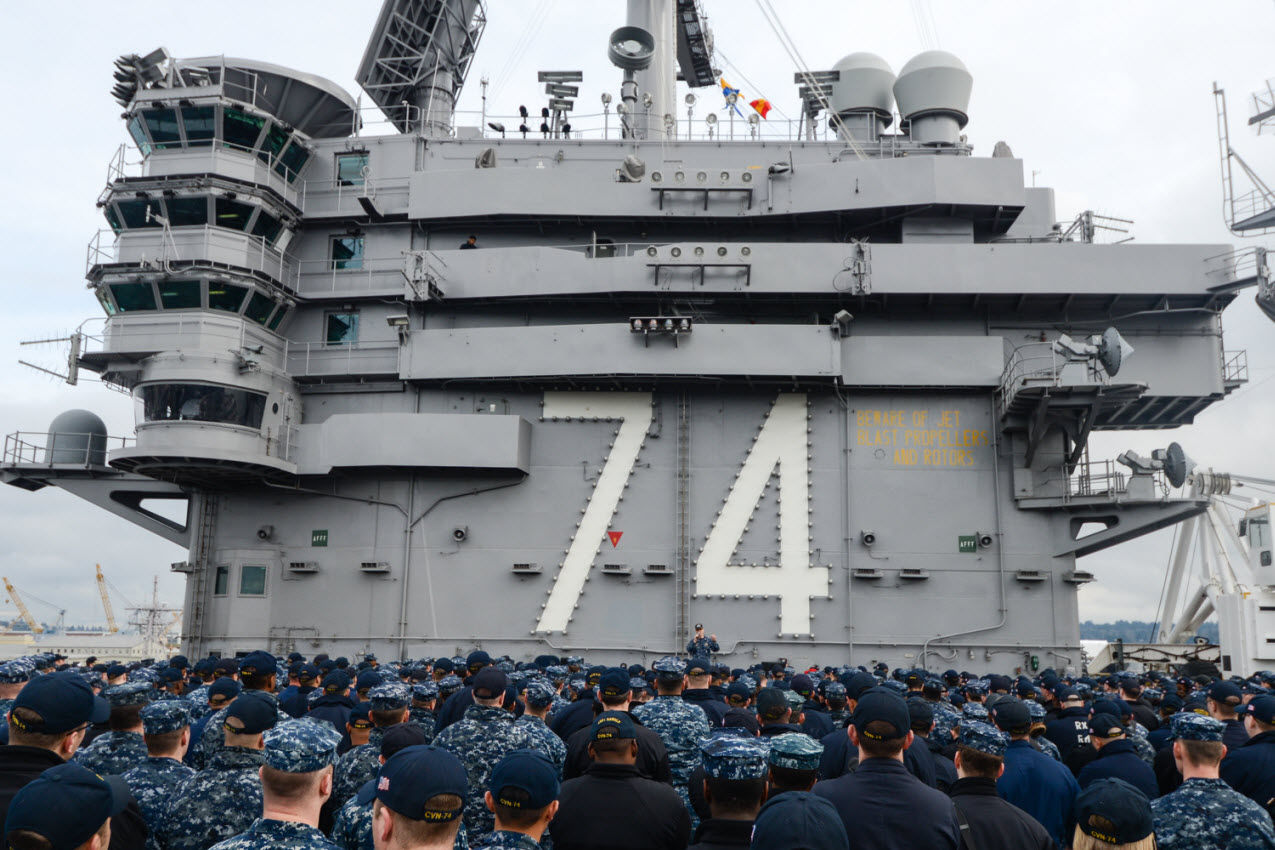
[536, 392, 828, 636]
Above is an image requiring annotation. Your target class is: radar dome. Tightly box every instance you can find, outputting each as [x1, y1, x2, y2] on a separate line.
[44, 409, 108, 465]
[893, 50, 972, 145]
[829, 53, 896, 124]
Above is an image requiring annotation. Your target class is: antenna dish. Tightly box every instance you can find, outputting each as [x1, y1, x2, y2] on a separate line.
[1164, 442, 1194, 488]
[608, 26, 655, 72]
[1097, 326, 1130, 376]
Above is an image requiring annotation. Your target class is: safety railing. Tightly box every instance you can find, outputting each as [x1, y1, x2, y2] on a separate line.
[1224, 349, 1249, 384]
[283, 340, 400, 378]
[1068, 460, 1128, 499]
[291, 255, 405, 296]
[999, 341, 1107, 412]
[3, 432, 134, 467]
[86, 226, 293, 286]
[81, 313, 286, 369]
[298, 177, 411, 217]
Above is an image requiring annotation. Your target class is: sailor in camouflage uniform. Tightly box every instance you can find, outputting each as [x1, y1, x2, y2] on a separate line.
[0, 660, 32, 729]
[75, 681, 153, 775]
[191, 651, 289, 770]
[182, 660, 218, 720]
[685, 624, 720, 660]
[474, 750, 559, 850]
[544, 667, 571, 720]
[824, 681, 852, 727]
[1152, 712, 1275, 850]
[1025, 700, 1062, 761]
[514, 680, 566, 777]
[631, 656, 713, 828]
[207, 719, 343, 850]
[159, 691, 278, 850]
[408, 681, 438, 743]
[688, 735, 769, 849]
[434, 668, 533, 841]
[123, 701, 196, 850]
[332, 683, 410, 808]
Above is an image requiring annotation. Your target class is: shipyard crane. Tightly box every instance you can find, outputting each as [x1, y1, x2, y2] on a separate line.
[2, 579, 42, 635]
[1150, 444, 1275, 676]
[95, 564, 119, 633]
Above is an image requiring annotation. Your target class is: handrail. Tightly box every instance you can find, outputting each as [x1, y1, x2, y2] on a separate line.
[86, 225, 294, 286]
[3, 431, 134, 467]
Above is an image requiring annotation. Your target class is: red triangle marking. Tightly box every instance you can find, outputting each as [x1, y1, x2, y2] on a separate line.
[607, 531, 623, 548]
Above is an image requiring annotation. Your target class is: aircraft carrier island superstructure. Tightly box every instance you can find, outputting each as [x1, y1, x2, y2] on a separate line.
[1, 1, 1262, 671]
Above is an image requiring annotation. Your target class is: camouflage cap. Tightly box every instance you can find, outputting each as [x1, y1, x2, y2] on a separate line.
[959, 721, 1008, 758]
[104, 681, 153, 707]
[629, 676, 651, 693]
[651, 656, 687, 677]
[438, 675, 463, 694]
[961, 702, 989, 721]
[546, 665, 569, 681]
[0, 661, 31, 685]
[411, 681, 439, 701]
[1171, 711, 1225, 742]
[524, 680, 556, 709]
[1026, 700, 1047, 721]
[264, 719, 342, 773]
[824, 681, 847, 700]
[368, 683, 410, 712]
[767, 732, 824, 771]
[140, 700, 191, 735]
[566, 656, 584, 666]
[700, 735, 768, 779]
[782, 689, 806, 710]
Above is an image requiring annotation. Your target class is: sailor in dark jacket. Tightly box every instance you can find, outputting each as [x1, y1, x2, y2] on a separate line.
[1077, 713, 1158, 799]
[1221, 694, 1275, 811]
[813, 689, 961, 849]
[908, 699, 957, 793]
[992, 698, 1079, 849]
[549, 712, 689, 850]
[305, 670, 355, 731]
[949, 722, 1054, 850]
[1043, 687, 1091, 758]
[682, 659, 728, 727]
[561, 671, 670, 782]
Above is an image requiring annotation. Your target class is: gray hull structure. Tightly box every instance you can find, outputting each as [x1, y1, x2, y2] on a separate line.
[0, 3, 1255, 670]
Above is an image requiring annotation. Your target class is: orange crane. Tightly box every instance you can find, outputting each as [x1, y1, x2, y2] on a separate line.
[2, 578, 43, 634]
[95, 564, 119, 634]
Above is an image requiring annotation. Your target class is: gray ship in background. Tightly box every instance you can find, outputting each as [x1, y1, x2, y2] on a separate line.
[3, 0, 1271, 673]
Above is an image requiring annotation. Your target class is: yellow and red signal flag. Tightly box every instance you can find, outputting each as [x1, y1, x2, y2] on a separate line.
[749, 98, 772, 119]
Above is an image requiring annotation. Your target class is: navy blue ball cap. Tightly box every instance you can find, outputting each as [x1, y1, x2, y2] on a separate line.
[598, 668, 631, 698]
[750, 791, 848, 850]
[380, 724, 428, 760]
[5, 764, 129, 849]
[852, 690, 909, 741]
[322, 669, 352, 694]
[489, 749, 559, 810]
[590, 711, 636, 741]
[756, 688, 790, 721]
[990, 698, 1032, 734]
[1074, 778, 1153, 844]
[1088, 713, 1124, 739]
[1208, 680, 1243, 705]
[208, 678, 242, 702]
[376, 745, 468, 821]
[472, 667, 508, 699]
[356, 670, 382, 692]
[1243, 694, 1275, 724]
[237, 651, 276, 678]
[844, 671, 878, 701]
[466, 650, 492, 672]
[12, 671, 109, 734]
[225, 691, 278, 735]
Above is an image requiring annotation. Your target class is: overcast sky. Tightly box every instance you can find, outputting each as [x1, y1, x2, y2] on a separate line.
[0, 1, 1272, 634]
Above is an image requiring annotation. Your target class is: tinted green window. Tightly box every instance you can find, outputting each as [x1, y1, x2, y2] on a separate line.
[95, 288, 117, 317]
[326, 312, 359, 344]
[127, 115, 152, 156]
[267, 306, 289, 331]
[337, 153, 368, 186]
[331, 236, 364, 270]
[278, 142, 311, 182]
[116, 200, 160, 228]
[240, 565, 267, 596]
[208, 282, 248, 312]
[258, 123, 289, 165]
[158, 280, 202, 309]
[103, 205, 122, 234]
[250, 211, 283, 245]
[215, 198, 253, 231]
[213, 566, 229, 595]
[143, 108, 181, 149]
[181, 106, 216, 146]
[165, 197, 208, 227]
[244, 292, 276, 325]
[109, 282, 157, 312]
[140, 383, 267, 428]
[222, 108, 265, 150]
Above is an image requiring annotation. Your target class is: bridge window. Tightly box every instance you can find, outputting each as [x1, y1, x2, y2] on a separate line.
[158, 279, 202, 309]
[244, 292, 276, 325]
[215, 198, 253, 231]
[103, 205, 123, 234]
[258, 123, 290, 168]
[181, 106, 216, 146]
[115, 200, 160, 229]
[250, 211, 283, 245]
[127, 115, 152, 156]
[331, 236, 364, 270]
[278, 142, 311, 183]
[109, 282, 157, 312]
[95, 288, 117, 316]
[239, 565, 267, 596]
[213, 565, 229, 596]
[223, 108, 265, 152]
[139, 383, 267, 429]
[336, 153, 368, 186]
[166, 197, 209, 228]
[208, 282, 248, 313]
[142, 108, 182, 149]
[267, 306, 290, 331]
[326, 311, 359, 345]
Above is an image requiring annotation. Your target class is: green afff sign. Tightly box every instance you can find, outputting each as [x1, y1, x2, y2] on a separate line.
[312, 530, 329, 547]
[957, 535, 977, 553]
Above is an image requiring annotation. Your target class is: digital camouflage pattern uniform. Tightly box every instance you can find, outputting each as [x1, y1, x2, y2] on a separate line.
[208, 819, 341, 850]
[633, 680, 712, 828]
[76, 731, 150, 775]
[123, 756, 195, 850]
[331, 726, 386, 809]
[408, 707, 437, 743]
[685, 635, 720, 659]
[514, 714, 566, 777]
[471, 833, 541, 850]
[158, 746, 266, 850]
[434, 705, 533, 840]
[1151, 777, 1275, 850]
[190, 693, 289, 770]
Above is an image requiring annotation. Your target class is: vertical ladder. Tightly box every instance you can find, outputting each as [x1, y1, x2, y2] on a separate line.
[185, 492, 218, 657]
[675, 393, 691, 649]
